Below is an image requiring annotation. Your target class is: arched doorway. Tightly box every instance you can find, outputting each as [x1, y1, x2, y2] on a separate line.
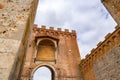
[33, 66, 54, 80]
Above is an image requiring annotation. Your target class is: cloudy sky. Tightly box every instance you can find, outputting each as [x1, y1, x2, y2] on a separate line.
[33, 67, 51, 80]
[34, 0, 117, 59]
[34, 0, 117, 79]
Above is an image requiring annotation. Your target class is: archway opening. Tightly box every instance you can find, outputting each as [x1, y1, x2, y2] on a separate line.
[33, 66, 54, 80]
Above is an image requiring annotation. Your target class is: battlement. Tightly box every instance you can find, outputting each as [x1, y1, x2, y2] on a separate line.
[33, 24, 76, 38]
[80, 26, 120, 69]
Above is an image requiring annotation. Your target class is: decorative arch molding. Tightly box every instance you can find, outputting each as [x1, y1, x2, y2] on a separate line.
[37, 38, 57, 49]
[33, 37, 58, 62]
[31, 63, 58, 80]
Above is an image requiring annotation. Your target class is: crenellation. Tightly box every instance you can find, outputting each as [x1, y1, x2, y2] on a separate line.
[97, 41, 102, 47]
[41, 25, 46, 29]
[91, 48, 95, 53]
[65, 29, 69, 32]
[33, 24, 38, 28]
[105, 33, 111, 39]
[33, 25, 77, 38]
[50, 27, 54, 30]
[57, 28, 62, 31]
[72, 30, 76, 34]
[33, 24, 38, 32]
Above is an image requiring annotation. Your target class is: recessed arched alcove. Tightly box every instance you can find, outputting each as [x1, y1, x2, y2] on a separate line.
[33, 66, 55, 80]
[36, 39, 56, 61]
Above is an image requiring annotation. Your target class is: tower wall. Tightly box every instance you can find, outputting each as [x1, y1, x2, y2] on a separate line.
[20, 25, 83, 80]
[0, 0, 38, 80]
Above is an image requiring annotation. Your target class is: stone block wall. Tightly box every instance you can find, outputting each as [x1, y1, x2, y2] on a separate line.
[80, 26, 120, 80]
[94, 44, 120, 80]
[0, 0, 38, 80]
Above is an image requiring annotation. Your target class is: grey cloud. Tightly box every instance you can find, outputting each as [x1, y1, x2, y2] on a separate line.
[35, 0, 117, 58]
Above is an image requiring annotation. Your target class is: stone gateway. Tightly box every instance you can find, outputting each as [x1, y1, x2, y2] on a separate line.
[0, 0, 120, 80]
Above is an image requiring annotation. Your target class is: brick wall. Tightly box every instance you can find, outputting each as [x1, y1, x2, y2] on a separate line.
[20, 25, 83, 80]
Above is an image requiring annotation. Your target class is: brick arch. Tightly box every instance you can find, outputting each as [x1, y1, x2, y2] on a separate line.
[31, 63, 58, 80]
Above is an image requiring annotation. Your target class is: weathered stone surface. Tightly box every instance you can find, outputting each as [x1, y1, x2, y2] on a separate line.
[0, 0, 33, 40]
[93, 44, 120, 80]
[0, 0, 38, 80]
[0, 38, 20, 80]
[0, 38, 20, 53]
[0, 53, 14, 80]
